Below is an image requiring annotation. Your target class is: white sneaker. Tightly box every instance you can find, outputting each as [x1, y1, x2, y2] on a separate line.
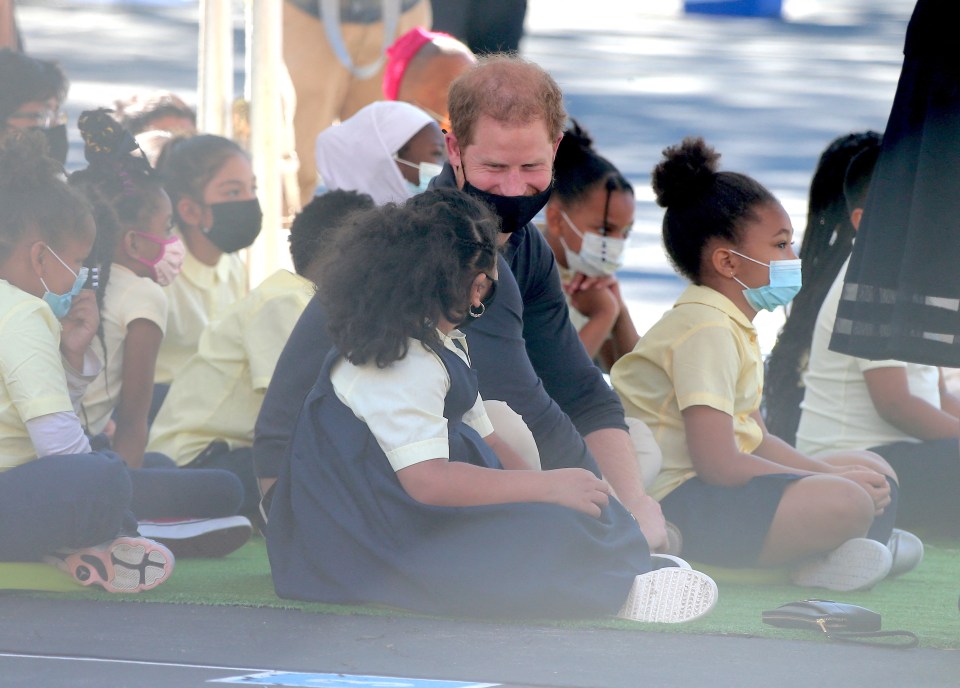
[138, 516, 252, 559]
[790, 538, 892, 591]
[887, 528, 924, 577]
[617, 568, 718, 623]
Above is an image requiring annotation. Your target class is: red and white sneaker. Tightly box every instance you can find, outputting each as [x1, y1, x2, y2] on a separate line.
[45, 536, 174, 593]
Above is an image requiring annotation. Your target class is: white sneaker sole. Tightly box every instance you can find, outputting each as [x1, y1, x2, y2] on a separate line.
[790, 537, 892, 592]
[45, 537, 174, 593]
[617, 568, 718, 623]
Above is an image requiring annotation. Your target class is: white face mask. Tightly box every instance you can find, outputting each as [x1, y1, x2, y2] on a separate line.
[395, 157, 444, 194]
[558, 209, 627, 277]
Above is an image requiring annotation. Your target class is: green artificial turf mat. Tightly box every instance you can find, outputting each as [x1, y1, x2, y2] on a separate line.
[17, 536, 960, 649]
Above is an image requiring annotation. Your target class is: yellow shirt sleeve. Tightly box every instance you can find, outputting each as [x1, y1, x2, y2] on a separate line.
[671, 323, 740, 415]
[0, 295, 73, 468]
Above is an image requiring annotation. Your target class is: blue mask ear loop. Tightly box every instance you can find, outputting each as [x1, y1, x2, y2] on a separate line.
[728, 249, 768, 288]
[39, 244, 80, 294]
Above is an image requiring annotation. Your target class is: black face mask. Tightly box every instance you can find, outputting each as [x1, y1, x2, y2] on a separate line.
[42, 124, 69, 166]
[203, 198, 263, 253]
[457, 277, 498, 330]
[462, 179, 553, 234]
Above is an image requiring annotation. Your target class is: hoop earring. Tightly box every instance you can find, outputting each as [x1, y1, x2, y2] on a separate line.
[469, 302, 485, 318]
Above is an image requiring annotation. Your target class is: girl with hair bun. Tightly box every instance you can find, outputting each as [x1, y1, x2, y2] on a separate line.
[0, 131, 173, 591]
[611, 137, 917, 591]
[69, 108, 185, 467]
[542, 120, 638, 368]
[68, 110, 249, 558]
[267, 188, 718, 622]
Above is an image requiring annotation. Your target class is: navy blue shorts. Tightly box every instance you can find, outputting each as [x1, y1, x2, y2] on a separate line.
[661, 473, 804, 567]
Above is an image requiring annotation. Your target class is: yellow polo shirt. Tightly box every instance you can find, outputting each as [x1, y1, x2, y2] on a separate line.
[154, 234, 247, 383]
[611, 284, 764, 500]
[0, 280, 74, 470]
[148, 269, 315, 465]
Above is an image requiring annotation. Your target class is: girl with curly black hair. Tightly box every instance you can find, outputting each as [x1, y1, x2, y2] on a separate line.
[0, 130, 173, 591]
[267, 188, 718, 622]
[611, 137, 915, 591]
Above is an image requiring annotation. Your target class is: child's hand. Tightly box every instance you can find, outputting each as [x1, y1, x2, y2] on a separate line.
[564, 273, 617, 295]
[835, 466, 892, 515]
[59, 289, 100, 369]
[544, 468, 611, 518]
[569, 283, 620, 323]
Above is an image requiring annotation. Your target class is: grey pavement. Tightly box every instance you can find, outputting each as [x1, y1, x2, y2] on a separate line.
[8, 2, 953, 687]
[1, 597, 959, 687]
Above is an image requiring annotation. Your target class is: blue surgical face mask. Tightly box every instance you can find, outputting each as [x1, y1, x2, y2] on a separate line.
[40, 246, 88, 319]
[730, 250, 801, 312]
[396, 157, 444, 195]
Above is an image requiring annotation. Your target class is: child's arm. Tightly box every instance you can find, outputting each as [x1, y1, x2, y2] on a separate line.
[396, 459, 611, 517]
[682, 405, 825, 486]
[483, 431, 532, 470]
[111, 319, 164, 468]
[58, 289, 100, 373]
[938, 369, 960, 419]
[863, 367, 960, 440]
[569, 283, 620, 359]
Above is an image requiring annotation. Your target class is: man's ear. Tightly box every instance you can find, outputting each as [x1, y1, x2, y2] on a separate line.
[552, 132, 563, 160]
[850, 207, 863, 231]
[445, 131, 462, 170]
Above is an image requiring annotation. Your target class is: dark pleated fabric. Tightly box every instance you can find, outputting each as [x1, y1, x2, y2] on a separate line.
[830, 0, 960, 366]
[267, 345, 649, 619]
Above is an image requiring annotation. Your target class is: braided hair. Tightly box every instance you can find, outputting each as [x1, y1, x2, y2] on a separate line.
[68, 108, 166, 313]
[763, 132, 881, 443]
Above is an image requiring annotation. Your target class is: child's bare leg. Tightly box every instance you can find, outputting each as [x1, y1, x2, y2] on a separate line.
[756, 474, 874, 567]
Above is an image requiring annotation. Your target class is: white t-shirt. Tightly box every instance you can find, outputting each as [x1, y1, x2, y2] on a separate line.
[796, 258, 941, 455]
[331, 329, 494, 472]
[81, 264, 167, 435]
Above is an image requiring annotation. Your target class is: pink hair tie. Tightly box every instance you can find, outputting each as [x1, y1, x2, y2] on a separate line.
[382, 26, 453, 101]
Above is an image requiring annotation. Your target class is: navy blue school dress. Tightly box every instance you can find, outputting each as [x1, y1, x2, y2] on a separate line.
[267, 340, 650, 619]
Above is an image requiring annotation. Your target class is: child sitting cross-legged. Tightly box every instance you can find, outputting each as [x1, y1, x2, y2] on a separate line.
[267, 189, 719, 621]
[0, 131, 173, 591]
[611, 137, 920, 591]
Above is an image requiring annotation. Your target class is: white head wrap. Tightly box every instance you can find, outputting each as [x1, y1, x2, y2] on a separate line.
[315, 101, 435, 205]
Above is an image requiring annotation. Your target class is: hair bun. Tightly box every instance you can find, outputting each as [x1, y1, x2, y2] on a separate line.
[652, 136, 720, 209]
[78, 108, 138, 163]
